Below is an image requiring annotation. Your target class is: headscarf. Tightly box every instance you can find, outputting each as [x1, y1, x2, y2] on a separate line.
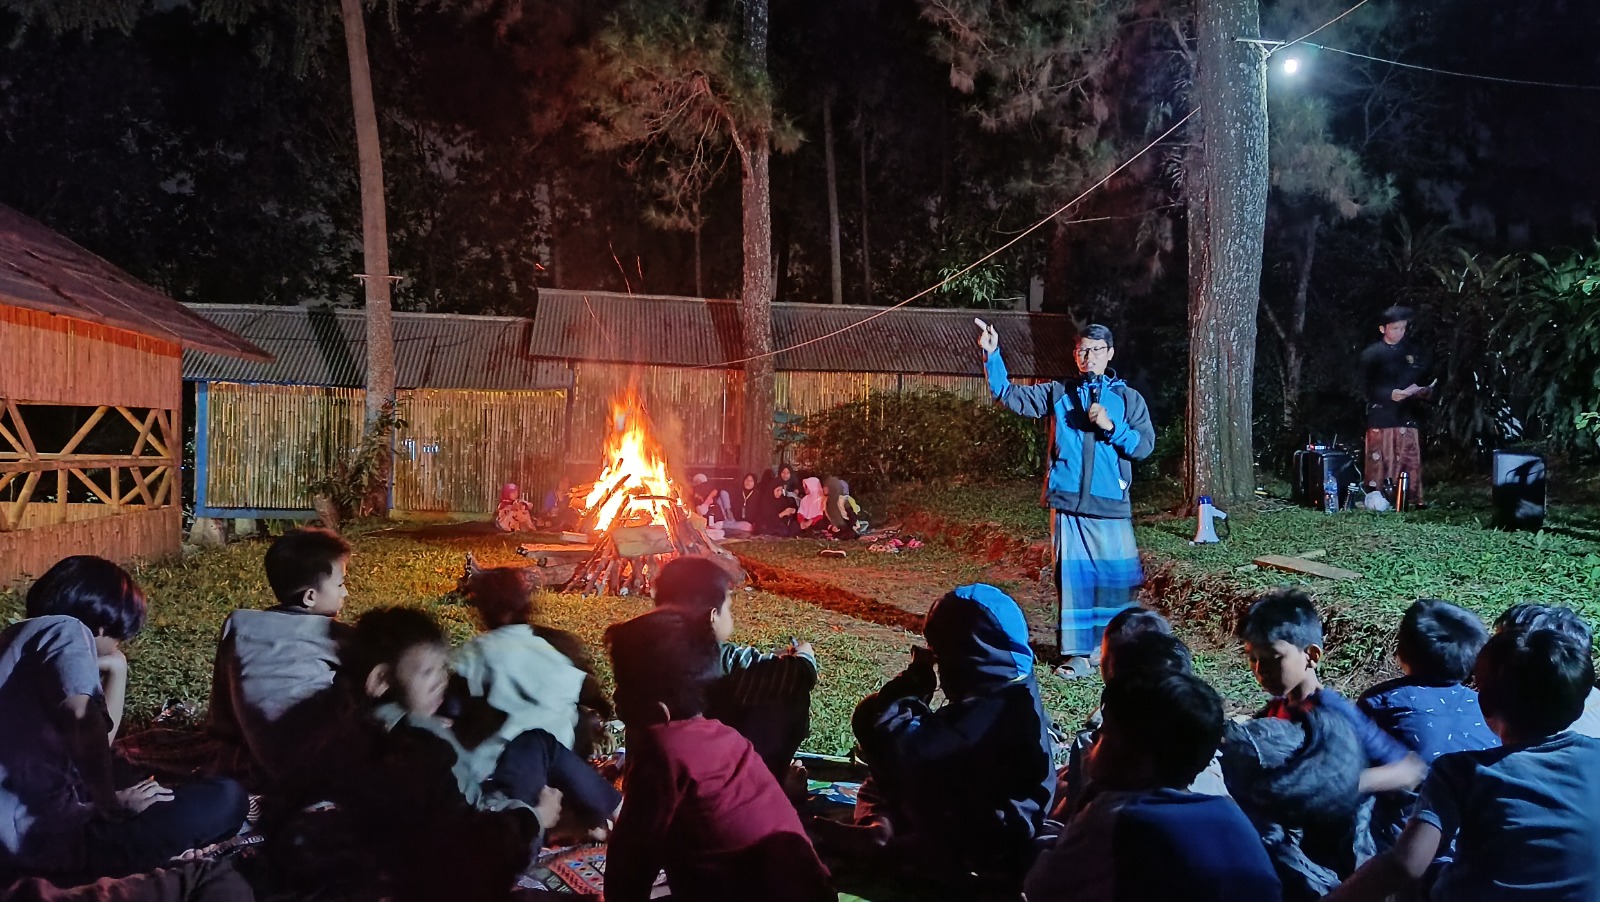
[797, 476, 825, 520]
[824, 477, 852, 529]
[498, 483, 521, 508]
[734, 472, 760, 521]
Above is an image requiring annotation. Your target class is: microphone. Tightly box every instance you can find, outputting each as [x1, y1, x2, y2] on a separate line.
[1087, 376, 1102, 407]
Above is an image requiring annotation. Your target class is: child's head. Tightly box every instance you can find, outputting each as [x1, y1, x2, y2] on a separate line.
[1475, 622, 1594, 742]
[1494, 603, 1593, 653]
[500, 483, 521, 504]
[742, 473, 757, 491]
[1240, 588, 1324, 697]
[922, 584, 1034, 699]
[1104, 631, 1193, 686]
[1396, 598, 1488, 684]
[349, 607, 450, 717]
[1089, 673, 1225, 791]
[264, 527, 351, 614]
[604, 608, 721, 726]
[463, 567, 536, 630]
[653, 556, 737, 643]
[26, 555, 146, 642]
[778, 465, 793, 483]
[1100, 606, 1172, 683]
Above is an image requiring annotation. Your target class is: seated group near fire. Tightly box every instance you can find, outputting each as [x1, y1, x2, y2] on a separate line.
[6, 405, 1599, 902]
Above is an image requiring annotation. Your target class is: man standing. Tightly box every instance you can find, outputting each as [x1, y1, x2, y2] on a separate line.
[978, 321, 1155, 678]
[1360, 306, 1433, 509]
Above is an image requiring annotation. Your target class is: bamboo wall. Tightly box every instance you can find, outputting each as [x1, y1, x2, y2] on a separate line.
[0, 507, 180, 586]
[201, 383, 565, 513]
[1, 304, 180, 409]
[394, 389, 565, 512]
[203, 383, 365, 510]
[569, 363, 745, 469]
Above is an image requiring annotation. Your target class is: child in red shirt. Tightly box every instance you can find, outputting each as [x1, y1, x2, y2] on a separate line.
[604, 608, 834, 902]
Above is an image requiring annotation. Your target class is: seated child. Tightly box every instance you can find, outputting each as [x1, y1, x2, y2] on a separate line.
[453, 567, 589, 753]
[690, 473, 733, 526]
[1058, 609, 1224, 818]
[493, 483, 536, 533]
[1326, 617, 1600, 901]
[603, 608, 834, 902]
[1357, 599, 1497, 847]
[841, 584, 1055, 881]
[722, 472, 761, 535]
[207, 527, 354, 789]
[1, 556, 246, 880]
[1026, 673, 1283, 902]
[795, 477, 828, 534]
[652, 556, 818, 778]
[1494, 603, 1600, 738]
[1240, 589, 1425, 881]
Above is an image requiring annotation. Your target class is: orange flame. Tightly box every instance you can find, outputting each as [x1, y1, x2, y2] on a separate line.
[583, 389, 680, 532]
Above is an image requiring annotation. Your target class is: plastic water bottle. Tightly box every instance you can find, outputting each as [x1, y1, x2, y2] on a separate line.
[1323, 471, 1339, 514]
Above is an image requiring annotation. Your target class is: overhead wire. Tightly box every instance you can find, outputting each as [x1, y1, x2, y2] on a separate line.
[1301, 42, 1600, 91]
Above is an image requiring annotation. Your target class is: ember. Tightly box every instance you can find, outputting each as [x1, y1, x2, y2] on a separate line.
[563, 388, 739, 596]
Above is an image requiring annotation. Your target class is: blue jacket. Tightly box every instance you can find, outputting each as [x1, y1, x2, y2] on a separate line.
[853, 585, 1055, 873]
[985, 350, 1156, 519]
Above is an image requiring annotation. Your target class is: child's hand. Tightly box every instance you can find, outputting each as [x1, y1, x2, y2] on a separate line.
[786, 640, 815, 658]
[94, 638, 126, 676]
[115, 777, 174, 814]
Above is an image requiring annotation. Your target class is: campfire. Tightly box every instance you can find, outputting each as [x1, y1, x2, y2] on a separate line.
[561, 389, 738, 596]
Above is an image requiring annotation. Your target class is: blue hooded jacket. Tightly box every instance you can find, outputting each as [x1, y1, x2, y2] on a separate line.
[853, 585, 1056, 871]
[986, 350, 1155, 519]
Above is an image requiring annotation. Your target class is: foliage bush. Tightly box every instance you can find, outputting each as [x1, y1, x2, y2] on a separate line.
[307, 403, 407, 520]
[797, 390, 1043, 491]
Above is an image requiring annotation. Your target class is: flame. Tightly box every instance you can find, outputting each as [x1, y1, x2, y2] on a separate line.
[583, 389, 680, 532]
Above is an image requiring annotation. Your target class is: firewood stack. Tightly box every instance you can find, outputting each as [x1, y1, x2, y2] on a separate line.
[562, 472, 741, 597]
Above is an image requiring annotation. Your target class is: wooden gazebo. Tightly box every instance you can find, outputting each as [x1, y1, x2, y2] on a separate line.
[0, 205, 268, 587]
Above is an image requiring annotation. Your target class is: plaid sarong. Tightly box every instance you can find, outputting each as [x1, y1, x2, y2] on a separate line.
[1053, 512, 1142, 657]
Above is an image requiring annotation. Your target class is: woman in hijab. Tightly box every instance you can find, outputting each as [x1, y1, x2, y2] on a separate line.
[756, 478, 800, 537]
[796, 477, 828, 535]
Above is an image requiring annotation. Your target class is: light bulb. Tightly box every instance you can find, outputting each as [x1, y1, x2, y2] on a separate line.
[1282, 57, 1302, 75]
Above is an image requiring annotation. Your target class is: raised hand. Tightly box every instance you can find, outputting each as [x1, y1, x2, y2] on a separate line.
[975, 318, 999, 353]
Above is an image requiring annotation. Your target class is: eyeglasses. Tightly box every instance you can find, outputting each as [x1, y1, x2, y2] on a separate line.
[1074, 345, 1110, 358]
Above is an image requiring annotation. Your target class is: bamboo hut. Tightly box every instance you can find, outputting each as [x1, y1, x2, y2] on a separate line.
[183, 295, 1070, 518]
[0, 205, 268, 587]
[183, 306, 571, 518]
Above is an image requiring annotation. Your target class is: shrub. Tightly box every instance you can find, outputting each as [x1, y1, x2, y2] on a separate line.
[796, 390, 1044, 492]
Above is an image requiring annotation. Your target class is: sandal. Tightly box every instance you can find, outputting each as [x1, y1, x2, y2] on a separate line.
[1052, 656, 1096, 680]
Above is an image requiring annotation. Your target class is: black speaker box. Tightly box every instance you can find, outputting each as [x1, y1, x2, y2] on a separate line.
[1292, 448, 1362, 509]
[1492, 450, 1546, 531]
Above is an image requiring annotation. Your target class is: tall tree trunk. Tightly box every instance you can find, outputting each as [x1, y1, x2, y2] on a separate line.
[1282, 214, 1320, 430]
[739, 0, 777, 473]
[858, 113, 872, 305]
[823, 94, 843, 305]
[1184, 0, 1269, 505]
[692, 197, 704, 298]
[1044, 218, 1071, 313]
[340, 0, 395, 517]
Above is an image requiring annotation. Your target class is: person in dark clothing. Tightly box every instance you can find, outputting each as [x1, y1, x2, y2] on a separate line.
[1359, 305, 1434, 508]
[978, 320, 1156, 678]
[756, 479, 800, 537]
[1027, 674, 1283, 902]
[832, 584, 1055, 885]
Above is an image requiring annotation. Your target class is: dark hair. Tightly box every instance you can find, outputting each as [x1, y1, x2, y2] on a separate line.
[264, 527, 351, 607]
[1396, 599, 1488, 684]
[1240, 588, 1324, 651]
[1495, 603, 1593, 653]
[1380, 305, 1415, 326]
[25, 555, 147, 640]
[1105, 606, 1171, 643]
[1081, 323, 1115, 347]
[1475, 627, 1594, 738]
[604, 608, 720, 723]
[652, 556, 735, 614]
[464, 567, 536, 630]
[1101, 673, 1224, 787]
[1105, 631, 1193, 685]
[347, 607, 447, 689]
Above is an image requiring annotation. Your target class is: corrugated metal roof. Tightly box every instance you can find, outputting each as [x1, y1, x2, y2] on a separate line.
[0, 204, 270, 361]
[533, 289, 1073, 377]
[183, 305, 571, 391]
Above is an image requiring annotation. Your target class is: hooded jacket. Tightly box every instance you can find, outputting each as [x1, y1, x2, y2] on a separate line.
[985, 350, 1155, 519]
[853, 584, 1055, 871]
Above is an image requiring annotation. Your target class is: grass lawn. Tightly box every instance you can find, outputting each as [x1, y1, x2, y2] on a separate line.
[5, 471, 1598, 755]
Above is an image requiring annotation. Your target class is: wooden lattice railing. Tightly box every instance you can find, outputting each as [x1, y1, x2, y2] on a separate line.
[0, 398, 179, 532]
